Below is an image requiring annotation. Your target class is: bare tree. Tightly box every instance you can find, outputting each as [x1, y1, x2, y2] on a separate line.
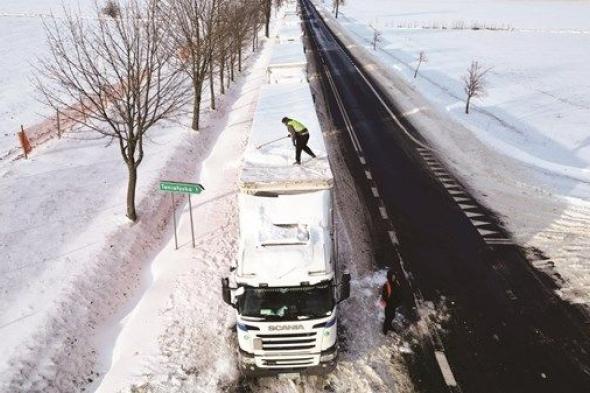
[160, 0, 221, 131]
[332, 0, 345, 18]
[462, 60, 491, 114]
[37, 0, 189, 221]
[370, 26, 382, 50]
[414, 51, 427, 79]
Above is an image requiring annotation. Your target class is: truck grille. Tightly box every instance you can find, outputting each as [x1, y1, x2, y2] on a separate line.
[256, 332, 318, 351]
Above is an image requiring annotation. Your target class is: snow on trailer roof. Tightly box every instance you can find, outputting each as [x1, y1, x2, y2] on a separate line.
[240, 84, 333, 193]
[237, 190, 333, 287]
[282, 1, 298, 15]
[276, 23, 302, 43]
[268, 41, 306, 68]
[283, 13, 301, 25]
[267, 41, 307, 84]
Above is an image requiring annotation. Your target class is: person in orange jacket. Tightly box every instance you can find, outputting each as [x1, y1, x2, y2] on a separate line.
[380, 269, 403, 335]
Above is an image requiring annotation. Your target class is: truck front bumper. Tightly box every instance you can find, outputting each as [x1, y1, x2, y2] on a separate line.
[239, 345, 338, 377]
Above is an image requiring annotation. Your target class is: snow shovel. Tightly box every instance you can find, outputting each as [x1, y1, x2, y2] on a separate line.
[256, 135, 289, 150]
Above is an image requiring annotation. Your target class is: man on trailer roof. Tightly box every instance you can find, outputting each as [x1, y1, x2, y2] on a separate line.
[282, 116, 317, 165]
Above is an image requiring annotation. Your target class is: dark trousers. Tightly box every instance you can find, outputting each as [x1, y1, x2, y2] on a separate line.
[383, 306, 396, 334]
[294, 132, 316, 163]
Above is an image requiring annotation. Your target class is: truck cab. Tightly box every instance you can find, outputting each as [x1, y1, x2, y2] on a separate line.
[222, 191, 350, 376]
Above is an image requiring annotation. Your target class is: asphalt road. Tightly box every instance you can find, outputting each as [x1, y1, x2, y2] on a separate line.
[300, 1, 590, 392]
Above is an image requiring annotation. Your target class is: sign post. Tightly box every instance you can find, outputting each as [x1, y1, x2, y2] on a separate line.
[171, 193, 178, 249]
[160, 181, 204, 249]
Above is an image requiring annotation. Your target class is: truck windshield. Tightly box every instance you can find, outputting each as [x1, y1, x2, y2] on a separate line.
[238, 283, 334, 320]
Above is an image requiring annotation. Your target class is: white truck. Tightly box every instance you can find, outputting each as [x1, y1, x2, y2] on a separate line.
[221, 82, 351, 376]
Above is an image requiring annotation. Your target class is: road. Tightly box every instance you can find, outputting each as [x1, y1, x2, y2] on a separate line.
[300, 0, 590, 392]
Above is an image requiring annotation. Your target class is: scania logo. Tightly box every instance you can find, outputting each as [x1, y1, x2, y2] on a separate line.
[268, 324, 305, 331]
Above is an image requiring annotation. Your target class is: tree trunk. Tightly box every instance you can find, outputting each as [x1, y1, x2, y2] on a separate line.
[335, 2, 340, 18]
[209, 59, 216, 110]
[126, 162, 138, 221]
[264, 0, 271, 38]
[230, 53, 235, 81]
[465, 95, 471, 114]
[238, 46, 242, 72]
[191, 81, 202, 130]
[414, 62, 421, 79]
[219, 57, 225, 95]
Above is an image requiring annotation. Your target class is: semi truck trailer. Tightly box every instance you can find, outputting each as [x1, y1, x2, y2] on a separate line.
[221, 82, 350, 376]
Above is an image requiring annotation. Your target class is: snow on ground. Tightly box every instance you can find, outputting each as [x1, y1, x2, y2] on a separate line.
[0, 0, 94, 157]
[0, 13, 262, 393]
[316, 0, 590, 305]
[88, 28, 274, 392]
[0, 102, 216, 392]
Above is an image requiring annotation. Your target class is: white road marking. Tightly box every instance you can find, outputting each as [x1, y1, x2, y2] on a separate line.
[464, 211, 483, 218]
[379, 206, 389, 219]
[453, 197, 471, 202]
[365, 170, 372, 180]
[459, 203, 478, 210]
[486, 238, 514, 245]
[448, 189, 465, 195]
[477, 228, 499, 236]
[470, 219, 490, 227]
[359, 156, 366, 165]
[434, 351, 458, 387]
[347, 53, 434, 152]
[371, 187, 379, 197]
[323, 65, 362, 153]
[388, 230, 399, 245]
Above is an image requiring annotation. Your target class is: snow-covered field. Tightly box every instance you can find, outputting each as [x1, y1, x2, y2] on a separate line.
[316, 0, 590, 305]
[0, 2, 267, 391]
[0, 0, 95, 157]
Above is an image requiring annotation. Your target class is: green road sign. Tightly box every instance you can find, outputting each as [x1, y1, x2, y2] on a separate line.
[160, 181, 204, 194]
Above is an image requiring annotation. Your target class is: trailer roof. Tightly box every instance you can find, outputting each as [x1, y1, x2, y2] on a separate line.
[268, 41, 307, 69]
[239, 84, 333, 193]
[276, 23, 302, 42]
[237, 191, 333, 287]
[283, 13, 301, 25]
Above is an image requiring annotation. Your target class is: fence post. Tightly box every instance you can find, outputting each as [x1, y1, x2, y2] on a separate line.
[56, 108, 61, 139]
[18, 125, 32, 159]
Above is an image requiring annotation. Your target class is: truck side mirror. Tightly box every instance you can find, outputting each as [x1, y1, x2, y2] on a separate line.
[221, 277, 233, 306]
[338, 273, 351, 303]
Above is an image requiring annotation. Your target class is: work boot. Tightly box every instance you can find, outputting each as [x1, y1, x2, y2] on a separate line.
[293, 161, 301, 166]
